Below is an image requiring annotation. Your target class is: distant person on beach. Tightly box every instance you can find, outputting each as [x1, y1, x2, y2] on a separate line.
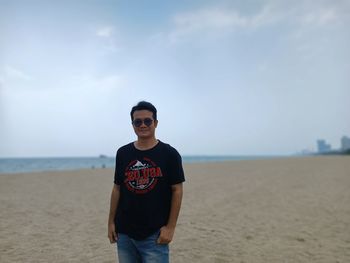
[108, 101, 185, 263]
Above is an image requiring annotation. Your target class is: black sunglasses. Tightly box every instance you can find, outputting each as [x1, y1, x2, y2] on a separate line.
[132, 118, 154, 127]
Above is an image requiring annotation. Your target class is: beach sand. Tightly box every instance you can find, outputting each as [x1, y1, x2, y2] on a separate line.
[1, 156, 349, 263]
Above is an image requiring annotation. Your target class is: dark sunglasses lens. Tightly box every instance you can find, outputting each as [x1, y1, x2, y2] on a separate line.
[133, 119, 143, 127]
[133, 118, 153, 127]
[144, 118, 153, 126]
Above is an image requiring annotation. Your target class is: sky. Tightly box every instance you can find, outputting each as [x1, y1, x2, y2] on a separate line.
[0, 0, 349, 157]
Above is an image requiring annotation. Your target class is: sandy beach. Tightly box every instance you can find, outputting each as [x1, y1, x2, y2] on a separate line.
[1, 156, 349, 263]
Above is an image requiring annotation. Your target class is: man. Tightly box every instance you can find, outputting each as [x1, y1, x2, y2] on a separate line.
[108, 101, 185, 263]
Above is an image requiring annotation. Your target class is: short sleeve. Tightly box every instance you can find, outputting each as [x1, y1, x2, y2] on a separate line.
[114, 149, 123, 185]
[168, 147, 185, 185]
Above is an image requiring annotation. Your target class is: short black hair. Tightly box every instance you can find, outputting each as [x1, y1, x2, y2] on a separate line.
[130, 101, 157, 121]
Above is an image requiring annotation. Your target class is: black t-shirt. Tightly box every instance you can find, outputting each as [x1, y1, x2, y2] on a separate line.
[114, 140, 185, 240]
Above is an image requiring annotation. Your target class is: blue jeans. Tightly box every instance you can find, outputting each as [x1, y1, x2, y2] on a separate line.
[116, 231, 169, 263]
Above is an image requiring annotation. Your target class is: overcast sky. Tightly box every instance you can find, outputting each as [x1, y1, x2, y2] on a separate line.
[0, 0, 349, 157]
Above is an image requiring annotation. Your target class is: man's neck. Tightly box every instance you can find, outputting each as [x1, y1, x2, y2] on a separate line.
[134, 137, 159, 150]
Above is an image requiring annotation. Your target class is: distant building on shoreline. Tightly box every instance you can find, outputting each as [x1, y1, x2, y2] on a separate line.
[310, 136, 350, 155]
[341, 136, 350, 151]
[317, 139, 331, 153]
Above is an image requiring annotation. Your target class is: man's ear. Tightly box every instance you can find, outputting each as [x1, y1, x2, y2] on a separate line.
[154, 120, 158, 128]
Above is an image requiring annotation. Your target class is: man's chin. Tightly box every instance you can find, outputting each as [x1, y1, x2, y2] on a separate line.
[137, 133, 152, 139]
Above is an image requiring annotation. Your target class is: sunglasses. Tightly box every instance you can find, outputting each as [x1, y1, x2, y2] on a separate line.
[132, 118, 154, 127]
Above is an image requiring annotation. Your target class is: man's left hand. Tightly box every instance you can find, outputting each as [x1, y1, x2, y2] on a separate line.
[157, 225, 175, 244]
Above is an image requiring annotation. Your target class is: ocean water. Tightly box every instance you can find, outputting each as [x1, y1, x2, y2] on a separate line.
[0, 155, 280, 174]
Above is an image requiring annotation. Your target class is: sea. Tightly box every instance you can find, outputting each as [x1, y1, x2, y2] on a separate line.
[0, 155, 283, 174]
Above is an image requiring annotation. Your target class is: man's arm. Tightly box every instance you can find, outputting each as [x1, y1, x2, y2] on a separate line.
[157, 183, 183, 244]
[108, 184, 120, 243]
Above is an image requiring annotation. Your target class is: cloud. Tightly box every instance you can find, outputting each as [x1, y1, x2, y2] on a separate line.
[284, 1, 350, 56]
[93, 74, 123, 90]
[169, 8, 246, 42]
[3, 65, 33, 81]
[299, 7, 340, 27]
[167, 1, 349, 43]
[94, 26, 122, 53]
[168, 5, 281, 42]
[174, 8, 247, 29]
[69, 74, 124, 92]
[0, 65, 33, 88]
[281, 0, 349, 30]
[96, 26, 114, 38]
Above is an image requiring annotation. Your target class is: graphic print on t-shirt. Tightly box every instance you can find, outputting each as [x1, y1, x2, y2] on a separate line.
[124, 157, 163, 194]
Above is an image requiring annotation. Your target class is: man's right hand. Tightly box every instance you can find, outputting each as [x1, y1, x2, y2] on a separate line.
[108, 223, 118, 243]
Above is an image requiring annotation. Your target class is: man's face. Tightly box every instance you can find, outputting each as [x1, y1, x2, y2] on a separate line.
[132, 110, 158, 139]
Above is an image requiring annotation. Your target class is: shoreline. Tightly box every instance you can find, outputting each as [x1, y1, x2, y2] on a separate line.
[0, 154, 336, 175]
